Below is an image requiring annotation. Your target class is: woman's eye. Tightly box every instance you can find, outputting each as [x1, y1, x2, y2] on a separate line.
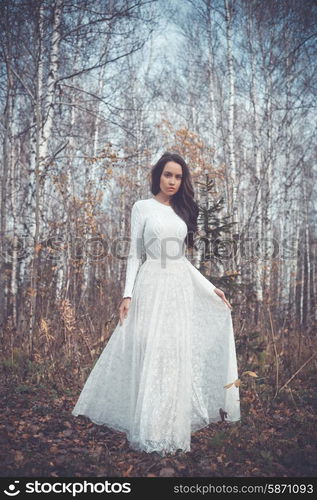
[164, 173, 182, 180]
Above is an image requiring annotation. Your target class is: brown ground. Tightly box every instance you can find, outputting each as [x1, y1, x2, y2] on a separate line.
[1, 380, 316, 478]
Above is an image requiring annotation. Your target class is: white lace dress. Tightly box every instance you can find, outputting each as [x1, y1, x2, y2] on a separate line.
[72, 197, 240, 455]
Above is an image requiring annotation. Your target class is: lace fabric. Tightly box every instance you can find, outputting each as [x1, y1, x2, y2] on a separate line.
[72, 198, 240, 455]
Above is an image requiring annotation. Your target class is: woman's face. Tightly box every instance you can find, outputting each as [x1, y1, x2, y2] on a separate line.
[159, 161, 183, 196]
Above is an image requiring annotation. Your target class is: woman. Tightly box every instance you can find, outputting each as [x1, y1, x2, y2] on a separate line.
[72, 152, 240, 456]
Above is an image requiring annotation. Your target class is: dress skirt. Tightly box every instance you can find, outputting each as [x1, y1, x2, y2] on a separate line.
[72, 257, 240, 455]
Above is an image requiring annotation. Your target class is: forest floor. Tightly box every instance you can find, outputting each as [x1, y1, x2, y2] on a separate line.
[1, 377, 316, 478]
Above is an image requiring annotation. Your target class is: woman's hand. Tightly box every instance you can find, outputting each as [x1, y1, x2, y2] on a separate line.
[119, 297, 131, 325]
[213, 288, 232, 310]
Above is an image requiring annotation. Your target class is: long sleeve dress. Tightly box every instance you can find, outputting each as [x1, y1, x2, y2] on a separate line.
[71, 197, 241, 455]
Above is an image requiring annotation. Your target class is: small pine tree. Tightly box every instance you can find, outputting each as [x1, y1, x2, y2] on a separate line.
[195, 173, 240, 294]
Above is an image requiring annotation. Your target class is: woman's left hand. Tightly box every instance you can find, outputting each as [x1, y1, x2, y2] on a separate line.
[214, 288, 232, 310]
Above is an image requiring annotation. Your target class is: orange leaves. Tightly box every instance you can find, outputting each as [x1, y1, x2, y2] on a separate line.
[85, 143, 118, 165]
[242, 370, 258, 377]
[14, 450, 24, 463]
[35, 243, 42, 254]
[224, 371, 258, 389]
[155, 119, 225, 192]
[59, 298, 76, 335]
[224, 379, 240, 389]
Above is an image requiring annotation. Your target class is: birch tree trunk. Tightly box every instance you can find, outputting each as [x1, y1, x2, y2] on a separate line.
[206, 0, 216, 143]
[10, 144, 18, 327]
[262, 68, 273, 296]
[247, 12, 263, 303]
[224, 0, 239, 280]
[39, 0, 63, 212]
[303, 169, 311, 326]
[1, 49, 13, 327]
[28, 0, 45, 357]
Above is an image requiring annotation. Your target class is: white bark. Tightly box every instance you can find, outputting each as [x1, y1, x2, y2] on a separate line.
[263, 69, 273, 293]
[248, 12, 263, 302]
[10, 143, 18, 327]
[39, 0, 63, 210]
[206, 0, 216, 142]
[224, 0, 239, 280]
[28, 0, 45, 355]
[1, 49, 13, 322]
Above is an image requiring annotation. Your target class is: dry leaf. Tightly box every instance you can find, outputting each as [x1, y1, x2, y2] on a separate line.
[159, 467, 175, 477]
[242, 371, 258, 377]
[224, 382, 234, 389]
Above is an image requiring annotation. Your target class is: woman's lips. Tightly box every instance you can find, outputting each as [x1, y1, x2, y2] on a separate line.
[168, 188, 175, 191]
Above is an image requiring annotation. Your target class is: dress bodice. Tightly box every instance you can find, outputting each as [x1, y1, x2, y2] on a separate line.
[123, 198, 188, 298]
[143, 198, 187, 260]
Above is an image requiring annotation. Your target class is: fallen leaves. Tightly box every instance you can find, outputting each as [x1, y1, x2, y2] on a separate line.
[224, 371, 258, 390]
[242, 371, 258, 377]
[1, 381, 316, 478]
[159, 467, 176, 477]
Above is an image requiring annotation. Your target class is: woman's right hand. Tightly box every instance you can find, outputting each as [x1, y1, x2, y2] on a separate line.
[119, 297, 131, 325]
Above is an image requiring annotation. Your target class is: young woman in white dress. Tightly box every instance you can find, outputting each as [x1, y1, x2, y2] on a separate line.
[72, 152, 241, 456]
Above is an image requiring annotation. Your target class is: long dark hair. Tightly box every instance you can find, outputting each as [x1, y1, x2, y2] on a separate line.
[150, 152, 199, 249]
